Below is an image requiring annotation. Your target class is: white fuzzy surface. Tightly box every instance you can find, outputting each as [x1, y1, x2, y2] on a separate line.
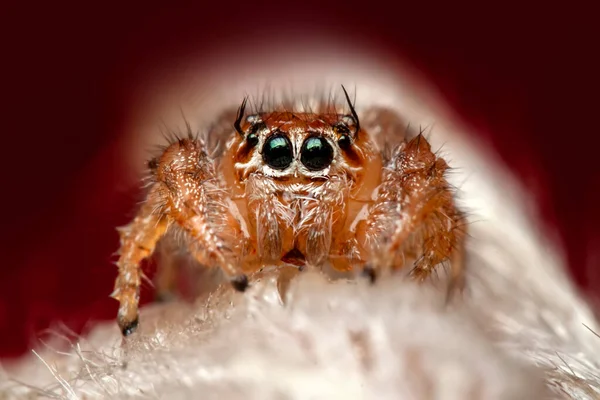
[3, 39, 599, 399]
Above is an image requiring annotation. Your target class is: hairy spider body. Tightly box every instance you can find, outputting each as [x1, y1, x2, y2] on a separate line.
[112, 89, 466, 336]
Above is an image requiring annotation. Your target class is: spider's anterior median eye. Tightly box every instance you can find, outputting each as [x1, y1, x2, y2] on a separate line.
[262, 133, 293, 170]
[300, 136, 334, 171]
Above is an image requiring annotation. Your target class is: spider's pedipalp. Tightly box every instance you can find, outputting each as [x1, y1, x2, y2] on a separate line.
[246, 174, 293, 262]
[297, 175, 349, 266]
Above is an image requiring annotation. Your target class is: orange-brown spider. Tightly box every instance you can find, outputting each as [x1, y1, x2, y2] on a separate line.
[112, 87, 467, 336]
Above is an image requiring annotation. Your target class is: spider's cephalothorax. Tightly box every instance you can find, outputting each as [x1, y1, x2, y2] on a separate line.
[112, 88, 467, 336]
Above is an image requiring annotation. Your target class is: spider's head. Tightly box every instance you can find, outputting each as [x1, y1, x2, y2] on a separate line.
[231, 91, 372, 183]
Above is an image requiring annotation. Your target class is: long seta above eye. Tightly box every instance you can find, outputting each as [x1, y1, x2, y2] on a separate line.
[233, 95, 263, 149]
[341, 85, 360, 140]
[234, 97, 248, 137]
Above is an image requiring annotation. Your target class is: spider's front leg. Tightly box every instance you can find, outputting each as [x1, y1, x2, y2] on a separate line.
[113, 137, 249, 336]
[355, 134, 467, 292]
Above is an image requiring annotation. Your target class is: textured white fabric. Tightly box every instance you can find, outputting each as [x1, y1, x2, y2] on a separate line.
[3, 40, 599, 399]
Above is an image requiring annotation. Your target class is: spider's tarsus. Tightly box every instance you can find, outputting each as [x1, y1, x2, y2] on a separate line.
[230, 274, 249, 292]
[121, 317, 139, 337]
[361, 265, 377, 284]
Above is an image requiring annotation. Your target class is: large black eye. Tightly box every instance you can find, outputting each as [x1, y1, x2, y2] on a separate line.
[262, 133, 293, 170]
[300, 136, 334, 171]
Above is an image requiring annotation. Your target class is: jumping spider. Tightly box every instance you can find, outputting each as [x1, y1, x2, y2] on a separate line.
[112, 87, 467, 336]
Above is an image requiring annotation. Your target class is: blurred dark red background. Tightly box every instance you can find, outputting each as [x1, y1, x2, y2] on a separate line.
[2, 2, 598, 359]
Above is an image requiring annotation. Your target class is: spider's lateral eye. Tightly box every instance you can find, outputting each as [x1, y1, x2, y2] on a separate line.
[246, 133, 259, 147]
[262, 133, 293, 170]
[300, 136, 334, 171]
[245, 121, 265, 148]
[337, 134, 352, 149]
[249, 121, 266, 135]
[333, 122, 352, 149]
[333, 122, 350, 135]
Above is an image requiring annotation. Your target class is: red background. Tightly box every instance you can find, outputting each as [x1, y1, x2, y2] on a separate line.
[2, 2, 598, 359]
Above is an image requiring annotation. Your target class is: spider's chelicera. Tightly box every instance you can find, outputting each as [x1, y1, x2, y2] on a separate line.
[112, 87, 467, 336]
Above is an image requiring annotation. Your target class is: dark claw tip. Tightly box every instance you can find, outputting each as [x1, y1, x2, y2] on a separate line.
[121, 318, 139, 337]
[361, 265, 377, 284]
[230, 274, 249, 292]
